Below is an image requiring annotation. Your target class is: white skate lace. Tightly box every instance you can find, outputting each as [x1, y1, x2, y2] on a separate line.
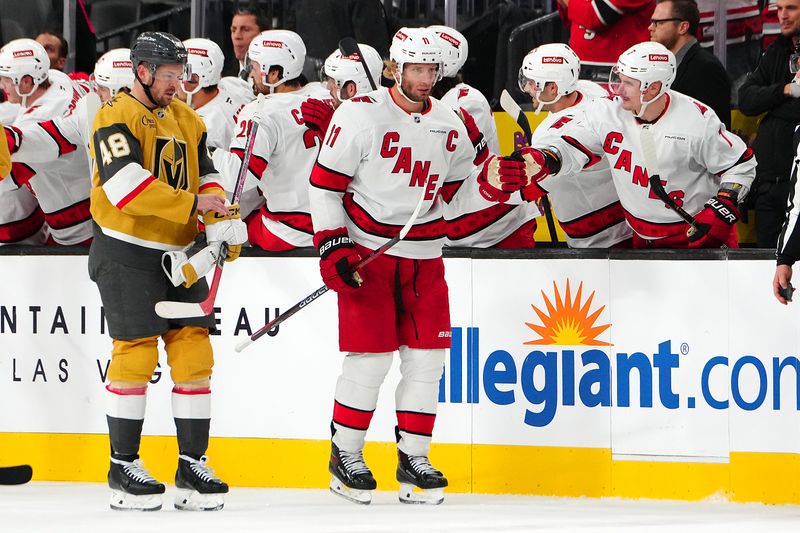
[408, 455, 440, 476]
[340, 450, 371, 476]
[180, 454, 222, 483]
[111, 457, 158, 484]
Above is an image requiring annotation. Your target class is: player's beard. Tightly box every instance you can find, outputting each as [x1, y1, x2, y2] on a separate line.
[400, 80, 430, 103]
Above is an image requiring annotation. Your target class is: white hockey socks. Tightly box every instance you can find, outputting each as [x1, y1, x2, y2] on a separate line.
[395, 348, 445, 457]
[161, 244, 219, 288]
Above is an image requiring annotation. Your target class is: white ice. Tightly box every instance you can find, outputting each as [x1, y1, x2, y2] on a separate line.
[1, 483, 800, 533]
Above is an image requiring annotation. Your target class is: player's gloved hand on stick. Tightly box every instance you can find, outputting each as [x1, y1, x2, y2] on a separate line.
[458, 107, 489, 166]
[477, 154, 528, 202]
[314, 228, 364, 292]
[205, 202, 248, 261]
[301, 98, 335, 136]
[162, 244, 219, 288]
[687, 193, 739, 248]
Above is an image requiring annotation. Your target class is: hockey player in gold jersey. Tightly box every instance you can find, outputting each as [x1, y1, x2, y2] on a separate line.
[0, 120, 9, 177]
[88, 32, 247, 512]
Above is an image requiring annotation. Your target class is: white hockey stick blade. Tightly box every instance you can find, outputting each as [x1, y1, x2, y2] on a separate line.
[500, 89, 523, 122]
[154, 300, 205, 319]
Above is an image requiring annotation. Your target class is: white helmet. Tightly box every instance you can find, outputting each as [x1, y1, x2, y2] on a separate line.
[0, 38, 49, 99]
[247, 29, 306, 92]
[389, 27, 443, 83]
[92, 48, 134, 97]
[183, 38, 224, 88]
[322, 43, 382, 96]
[518, 43, 580, 113]
[428, 25, 468, 78]
[610, 42, 675, 116]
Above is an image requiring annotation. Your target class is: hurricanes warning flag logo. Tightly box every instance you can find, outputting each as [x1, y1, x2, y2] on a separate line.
[525, 279, 612, 346]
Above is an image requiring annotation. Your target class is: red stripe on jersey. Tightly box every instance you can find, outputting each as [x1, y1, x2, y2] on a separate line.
[446, 203, 517, 241]
[230, 147, 268, 178]
[199, 182, 223, 193]
[561, 135, 602, 169]
[9, 162, 36, 187]
[116, 175, 155, 209]
[396, 410, 436, 437]
[4, 126, 21, 154]
[438, 180, 464, 203]
[44, 198, 91, 230]
[333, 401, 374, 431]
[717, 147, 754, 177]
[262, 204, 314, 234]
[39, 120, 78, 157]
[310, 162, 352, 193]
[343, 193, 446, 241]
[559, 201, 625, 239]
[623, 208, 688, 239]
[0, 205, 45, 243]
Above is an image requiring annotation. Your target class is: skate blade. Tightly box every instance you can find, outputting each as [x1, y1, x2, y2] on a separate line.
[398, 483, 444, 505]
[109, 490, 162, 511]
[174, 488, 225, 511]
[329, 476, 372, 505]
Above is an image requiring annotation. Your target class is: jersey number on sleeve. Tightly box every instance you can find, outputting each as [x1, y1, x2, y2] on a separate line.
[98, 132, 131, 166]
[325, 125, 341, 148]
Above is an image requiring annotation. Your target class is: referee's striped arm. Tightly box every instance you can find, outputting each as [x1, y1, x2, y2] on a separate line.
[776, 129, 800, 266]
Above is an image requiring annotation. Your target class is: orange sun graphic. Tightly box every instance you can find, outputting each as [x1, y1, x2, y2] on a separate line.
[525, 279, 612, 346]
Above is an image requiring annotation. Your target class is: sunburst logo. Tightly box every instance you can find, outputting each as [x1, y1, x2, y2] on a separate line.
[525, 279, 612, 346]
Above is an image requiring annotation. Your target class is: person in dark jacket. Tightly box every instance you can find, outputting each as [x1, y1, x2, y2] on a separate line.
[649, 0, 731, 128]
[739, 0, 800, 248]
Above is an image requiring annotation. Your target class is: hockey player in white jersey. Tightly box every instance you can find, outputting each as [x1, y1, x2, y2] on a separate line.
[0, 38, 91, 245]
[503, 41, 755, 248]
[179, 39, 250, 151]
[511, 43, 631, 248]
[309, 27, 524, 505]
[213, 30, 320, 250]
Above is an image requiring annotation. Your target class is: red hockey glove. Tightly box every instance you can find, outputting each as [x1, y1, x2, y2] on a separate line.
[687, 194, 739, 248]
[313, 228, 364, 292]
[459, 107, 489, 166]
[301, 98, 334, 135]
[477, 155, 527, 202]
[511, 148, 552, 202]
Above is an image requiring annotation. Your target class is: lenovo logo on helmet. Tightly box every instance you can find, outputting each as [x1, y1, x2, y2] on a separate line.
[262, 40, 284, 48]
[112, 60, 132, 68]
[12, 50, 33, 58]
[343, 53, 361, 62]
[438, 32, 461, 48]
[648, 53, 669, 62]
[541, 56, 564, 64]
[187, 48, 208, 57]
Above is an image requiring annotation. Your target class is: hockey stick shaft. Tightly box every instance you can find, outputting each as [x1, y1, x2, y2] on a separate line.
[499, 89, 559, 243]
[235, 184, 429, 353]
[338, 37, 378, 91]
[154, 121, 259, 319]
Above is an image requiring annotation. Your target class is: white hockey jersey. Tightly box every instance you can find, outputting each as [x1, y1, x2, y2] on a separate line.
[214, 89, 322, 247]
[536, 90, 756, 241]
[440, 82, 500, 154]
[5, 70, 92, 245]
[194, 86, 245, 150]
[532, 81, 631, 247]
[218, 76, 255, 109]
[310, 88, 476, 259]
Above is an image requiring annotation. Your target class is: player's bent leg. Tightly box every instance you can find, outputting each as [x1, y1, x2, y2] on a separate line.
[329, 351, 393, 505]
[166, 328, 228, 511]
[106, 336, 164, 511]
[395, 347, 448, 505]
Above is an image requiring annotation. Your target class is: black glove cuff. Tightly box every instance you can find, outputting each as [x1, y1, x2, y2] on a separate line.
[318, 234, 355, 259]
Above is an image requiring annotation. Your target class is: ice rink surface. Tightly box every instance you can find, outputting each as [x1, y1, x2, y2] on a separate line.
[2, 483, 800, 533]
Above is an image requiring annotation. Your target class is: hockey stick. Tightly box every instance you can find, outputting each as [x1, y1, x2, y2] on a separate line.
[154, 121, 260, 319]
[235, 184, 429, 353]
[639, 124, 702, 237]
[338, 37, 378, 91]
[0, 464, 32, 485]
[499, 89, 559, 243]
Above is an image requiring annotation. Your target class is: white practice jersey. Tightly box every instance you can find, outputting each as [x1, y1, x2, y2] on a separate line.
[5, 71, 92, 245]
[310, 88, 476, 259]
[536, 90, 755, 241]
[440, 82, 500, 154]
[195, 86, 244, 150]
[214, 89, 322, 247]
[532, 81, 631, 248]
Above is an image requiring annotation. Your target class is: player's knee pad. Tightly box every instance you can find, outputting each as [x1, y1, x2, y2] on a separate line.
[398, 348, 445, 383]
[341, 351, 393, 388]
[108, 336, 160, 384]
[164, 327, 214, 384]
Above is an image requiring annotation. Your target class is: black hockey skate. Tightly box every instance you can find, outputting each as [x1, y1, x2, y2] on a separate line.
[329, 442, 377, 505]
[396, 450, 448, 505]
[174, 454, 229, 511]
[108, 456, 165, 511]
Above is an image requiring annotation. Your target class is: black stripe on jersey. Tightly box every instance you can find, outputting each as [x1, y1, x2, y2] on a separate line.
[593, 0, 623, 26]
[716, 148, 755, 177]
[197, 131, 216, 178]
[93, 123, 144, 185]
[5, 126, 22, 153]
[40, 120, 77, 157]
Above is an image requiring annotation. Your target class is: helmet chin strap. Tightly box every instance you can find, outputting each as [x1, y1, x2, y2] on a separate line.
[634, 91, 664, 119]
[14, 82, 39, 109]
[533, 92, 561, 114]
[393, 71, 423, 106]
[134, 67, 160, 108]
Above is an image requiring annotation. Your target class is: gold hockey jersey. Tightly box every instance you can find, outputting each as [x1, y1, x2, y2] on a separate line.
[89, 92, 224, 253]
[0, 120, 10, 177]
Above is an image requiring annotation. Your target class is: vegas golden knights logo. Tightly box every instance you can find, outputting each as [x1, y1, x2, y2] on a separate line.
[154, 136, 188, 190]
